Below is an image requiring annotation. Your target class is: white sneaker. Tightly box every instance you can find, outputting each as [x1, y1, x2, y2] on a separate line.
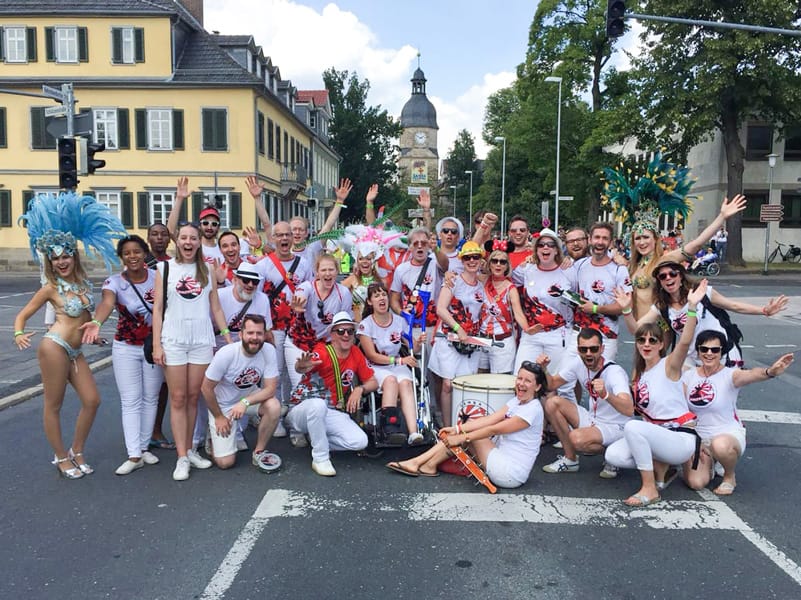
[115, 459, 144, 476]
[407, 432, 425, 446]
[599, 462, 619, 479]
[552, 440, 563, 449]
[273, 420, 288, 438]
[542, 455, 579, 473]
[141, 451, 160, 465]
[172, 456, 190, 481]
[311, 459, 336, 477]
[187, 449, 212, 469]
[290, 431, 308, 448]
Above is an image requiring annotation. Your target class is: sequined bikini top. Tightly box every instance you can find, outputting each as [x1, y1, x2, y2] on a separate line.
[56, 278, 95, 317]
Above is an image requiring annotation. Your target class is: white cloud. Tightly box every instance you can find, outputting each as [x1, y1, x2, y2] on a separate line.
[204, 0, 513, 159]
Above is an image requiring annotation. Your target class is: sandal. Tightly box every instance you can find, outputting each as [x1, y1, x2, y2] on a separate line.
[149, 437, 176, 450]
[624, 494, 661, 507]
[53, 455, 83, 480]
[68, 448, 94, 475]
[713, 481, 736, 496]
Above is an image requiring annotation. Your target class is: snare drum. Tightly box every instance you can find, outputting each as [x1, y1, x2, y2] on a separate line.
[452, 374, 516, 425]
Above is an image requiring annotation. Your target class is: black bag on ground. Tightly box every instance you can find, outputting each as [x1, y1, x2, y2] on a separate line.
[380, 406, 407, 444]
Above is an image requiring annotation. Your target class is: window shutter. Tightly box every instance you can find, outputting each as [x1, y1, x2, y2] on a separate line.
[45, 27, 54, 61]
[179, 199, 188, 223]
[0, 107, 6, 148]
[202, 109, 213, 151]
[0, 29, 4, 62]
[216, 109, 227, 150]
[172, 109, 184, 150]
[134, 28, 145, 62]
[257, 112, 265, 155]
[135, 109, 147, 149]
[111, 28, 122, 64]
[117, 108, 130, 149]
[78, 27, 88, 62]
[0, 190, 11, 227]
[137, 192, 150, 228]
[26, 27, 37, 62]
[121, 192, 133, 229]
[229, 192, 242, 229]
[191, 192, 204, 221]
[22, 191, 35, 226]
[31, 107, 53, 149]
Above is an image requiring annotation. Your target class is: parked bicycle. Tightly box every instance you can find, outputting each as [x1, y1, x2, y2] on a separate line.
[768, 241, 801, 263]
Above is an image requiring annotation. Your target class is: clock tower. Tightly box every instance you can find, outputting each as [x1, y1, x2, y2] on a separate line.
[398, 61, 438, 193]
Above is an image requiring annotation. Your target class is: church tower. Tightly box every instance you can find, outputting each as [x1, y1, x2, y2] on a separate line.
[398, 57, 439, 193]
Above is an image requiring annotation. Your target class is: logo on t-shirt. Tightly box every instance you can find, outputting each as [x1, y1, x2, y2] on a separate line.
[591, 279, 605, 293]
[672, 312, 687, 333]
[547, 284, 563, 297]
[422, 272, 433, 285]
[635, 380, 650, 409]
[176, 276, 202, 299]
[234, 367, 262, 389]
[473, 291, 485, 303]
[341, 368, 355, 389]
[688, 381, 715, 407]
[143, 288, 155, 303]
[389, 331, 402, 344]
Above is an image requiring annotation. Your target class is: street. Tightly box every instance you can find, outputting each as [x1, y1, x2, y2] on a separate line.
[1, 272, 800, 600]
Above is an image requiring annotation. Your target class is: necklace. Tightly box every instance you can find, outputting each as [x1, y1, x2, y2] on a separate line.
[57, 277, 91, 296]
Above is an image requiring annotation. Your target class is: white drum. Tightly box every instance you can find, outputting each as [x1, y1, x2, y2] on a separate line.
[452, 374, 516, 425]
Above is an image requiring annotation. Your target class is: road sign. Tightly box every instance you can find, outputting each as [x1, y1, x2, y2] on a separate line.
[46, 111, 93, 139]
[44, 105, 68, 117]
[407, 186, 430, 196]
[760, 204, 784, 222]
[541, 201, 549, 220]
[407, 208, 434, 218]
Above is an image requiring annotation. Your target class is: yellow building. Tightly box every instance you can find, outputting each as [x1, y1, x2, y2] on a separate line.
[0, 0, 330, 265]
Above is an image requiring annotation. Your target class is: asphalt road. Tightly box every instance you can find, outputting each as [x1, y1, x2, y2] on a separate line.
[1, 272, 800, 600]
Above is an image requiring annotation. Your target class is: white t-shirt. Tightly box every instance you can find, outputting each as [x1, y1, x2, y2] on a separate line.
[215, 287, 273, 346]
[294, 239, 323, 266]
[390, 255, 441, 328]
[202, 243, 224, 264]
[494, 397, 544, 483]
[204, 341, 279, 411]
[512, 263, 576, 330]
[634, 357, 687, 422]
[253, 254, 314, 332]
[557, 356, 631, 426]
[357, 313, 408, 363]
[650, 287, 727, 362]
[289, 280, 353, 349]
[681, 366, 744, 439]
[571, 257, 631, 338]
[102, 271, 156, 345]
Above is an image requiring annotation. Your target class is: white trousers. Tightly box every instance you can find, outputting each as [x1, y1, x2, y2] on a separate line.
[285, 397, 368, 463]
[515, 328, 575, 401]
[604, 420, 697, 472]
[272, 329, 291, 403]
[112, 340, 164, 458]
[284, 338, 307, 395]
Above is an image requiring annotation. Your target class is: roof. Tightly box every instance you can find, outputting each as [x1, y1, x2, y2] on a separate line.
[400, 95, 438, 129]
[297, 90, 329, 106]
[0, 0, 179, 17]
[172, 31, 263, 84]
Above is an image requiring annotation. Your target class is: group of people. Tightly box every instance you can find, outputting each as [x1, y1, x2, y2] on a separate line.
[12, 169, 793, 503]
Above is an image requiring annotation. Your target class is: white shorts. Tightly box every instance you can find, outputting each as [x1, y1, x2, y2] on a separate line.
[485, 447, 527, 488]
[703, 428, 747, 457]
[478, 337, 517, 373]
[162, 340, 214, 366]
[373, 364, 413, 386]
[208, 403, 260, 458]
[428, 337, 480, 380]
[576, 404, 625, 446]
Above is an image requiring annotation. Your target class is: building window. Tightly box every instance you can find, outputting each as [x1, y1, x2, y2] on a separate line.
[0, 190, 10, 227]
[0, 107, 6, 148]
[150, 191, 175, 224]
[93, 109, 118, 150]
[203, 192, 229, 229]
[2, 26, 30, 63]
[257, 111, 265, 155]
[781, 192, 801, 228]
[45, 26, 87, 63]
[742, 190, 768, 229]
[309, 113, 316, 129]
[201, 108, 228, 151]
[745, 124, 773, 161]
[267, 119, 274, 159]
[30, 107, 57, 149]
[95, 190, 121, 219]
[149, 109, 172, 150]
[275, 126, 281, 163]
[111, 27, 144, 64]
[784, 125, 801, 161]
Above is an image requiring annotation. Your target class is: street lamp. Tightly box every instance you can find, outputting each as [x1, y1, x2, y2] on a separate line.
[545, 76, 562, 232]
[763, 153, 779, 275]
[464, 170, 474, 231]
[493, 136, 507, 233]
[450, 185, 457, 218]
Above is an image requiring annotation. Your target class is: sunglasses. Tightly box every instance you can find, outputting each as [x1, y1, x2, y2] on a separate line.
[333, 327, 355, 337]
[317, 300, 325, 320]
[239, 277, 259, 285]
[201, 220, 220, 227]
[577, 345, 601, 354]
[657, 270, 680, 281]
[636, 336, 660, 345]
[462, 254, 482, 262]
[411, 240, 428, 247]
[441, 228, 459, 235]
[490, 258, 508, 265]
[509, 227, 528, 233]
[521, 360, 544, 374]
[537, 242, 557, 249]
[698, 345, 722, 354]
[177, 220, 200, 228]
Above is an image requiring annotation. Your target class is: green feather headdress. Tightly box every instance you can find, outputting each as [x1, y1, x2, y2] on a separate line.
[601, 150, 697, 235]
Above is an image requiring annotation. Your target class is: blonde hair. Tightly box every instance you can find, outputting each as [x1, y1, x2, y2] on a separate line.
[43, 251, 88, 286]
[488, 250, 511, 276]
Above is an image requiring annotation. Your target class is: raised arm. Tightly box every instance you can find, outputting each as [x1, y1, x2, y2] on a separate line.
[732, 353, 794, 388]
[166, 176, 190, 241]
[417, 188, 433, 231]
[472, 212, 498, 245]
[709, 288, 788, 317]
[673, 195, 746, 258]
[246, 176, 273, 237]
[613, 286, 658, 334]
[666, 279, 707, 379]
[365, 184, 378, 225]
[319, 178, 352, 234]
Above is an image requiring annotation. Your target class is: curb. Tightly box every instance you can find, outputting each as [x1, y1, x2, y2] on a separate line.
[0, 355, 113, 411]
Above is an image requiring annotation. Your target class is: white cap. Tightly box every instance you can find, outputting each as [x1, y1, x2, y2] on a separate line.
[536, 228, 560, 245]
[329, 311, 356, 331]
[233, 263, 261, 281]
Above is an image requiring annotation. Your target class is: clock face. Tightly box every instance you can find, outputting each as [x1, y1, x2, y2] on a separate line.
[414, 132, 427, 145]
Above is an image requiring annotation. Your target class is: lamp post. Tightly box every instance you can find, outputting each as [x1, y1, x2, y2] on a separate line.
[450, 185, 457, 218]
[545, 76, 562, 232]
[763, 153, 779, 275]
[465, 170, 474, 232]
[493, 136, 507, 233]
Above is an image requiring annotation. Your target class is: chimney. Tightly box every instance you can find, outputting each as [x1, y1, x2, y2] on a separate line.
[179, 0, 204, 26]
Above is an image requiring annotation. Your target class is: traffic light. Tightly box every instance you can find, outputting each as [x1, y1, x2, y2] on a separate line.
[57, 137, 79, 189]
[86, 141, 106, 174]
[606, 0, 626, 38]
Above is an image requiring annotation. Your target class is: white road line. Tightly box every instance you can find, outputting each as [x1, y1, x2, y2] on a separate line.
[765, 344, 798, 348]
[739, 409, 801, 425]
[203, 489, 801, 598]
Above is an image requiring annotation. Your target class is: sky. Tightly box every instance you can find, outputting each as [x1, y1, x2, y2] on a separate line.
[203, 0, 539, 159]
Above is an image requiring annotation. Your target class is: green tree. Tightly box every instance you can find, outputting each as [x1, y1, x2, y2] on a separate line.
[443, 129, 481, 223]
[323, 68, 404, 222]
[626, 2, 801, 266]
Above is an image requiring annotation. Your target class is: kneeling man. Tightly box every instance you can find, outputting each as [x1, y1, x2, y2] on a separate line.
[201, 314, 282, 473]
[538, 327, 633, 478]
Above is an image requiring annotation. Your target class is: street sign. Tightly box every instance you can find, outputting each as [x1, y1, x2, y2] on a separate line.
[541, 201, 549, 220]
[44, 105, 68, 117]
[760, 204, 784, 222]
[46, 111, 93, 139]
[407, 208, 434, 218]
[407, 186, 430, 196]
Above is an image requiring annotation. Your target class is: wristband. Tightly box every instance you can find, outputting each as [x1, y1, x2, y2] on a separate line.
[621, 308, 632, 315]
[452, 323, 461, 332]
[390, 356, 395, 366]
[601, 391, 609, 401]
[686, 310, 697, 318]
[456, 423, 462, 434]
[592, 304, 598, 315]
[91, 319, 103, 327]
[220, 328, 230, 335]
[366, 203, 375, 209]
[240, 398, 250, 407]
[765, 368, 775, 379]
[14, 330, 24, 337]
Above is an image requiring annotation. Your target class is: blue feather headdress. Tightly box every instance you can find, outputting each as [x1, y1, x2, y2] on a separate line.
[19, 191, 128, 270]
[601, 150, 697, 235]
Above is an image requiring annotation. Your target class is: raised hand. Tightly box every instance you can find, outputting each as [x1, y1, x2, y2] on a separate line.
[366, 184, 379, 204]
[245, 175, 264, 199]
[612, 286, 632, 312]
[418, 188, 431, 209]
[720, 194, 747, 219]
[212, 258, 227, 285]
[242, 226, 262, 248]
[764, 295, 789, 316]
[335, 178, 353, 204]
[290, 293, 308, 314]
[176, 176, 190, 199]
[687, 278, 708, 307]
